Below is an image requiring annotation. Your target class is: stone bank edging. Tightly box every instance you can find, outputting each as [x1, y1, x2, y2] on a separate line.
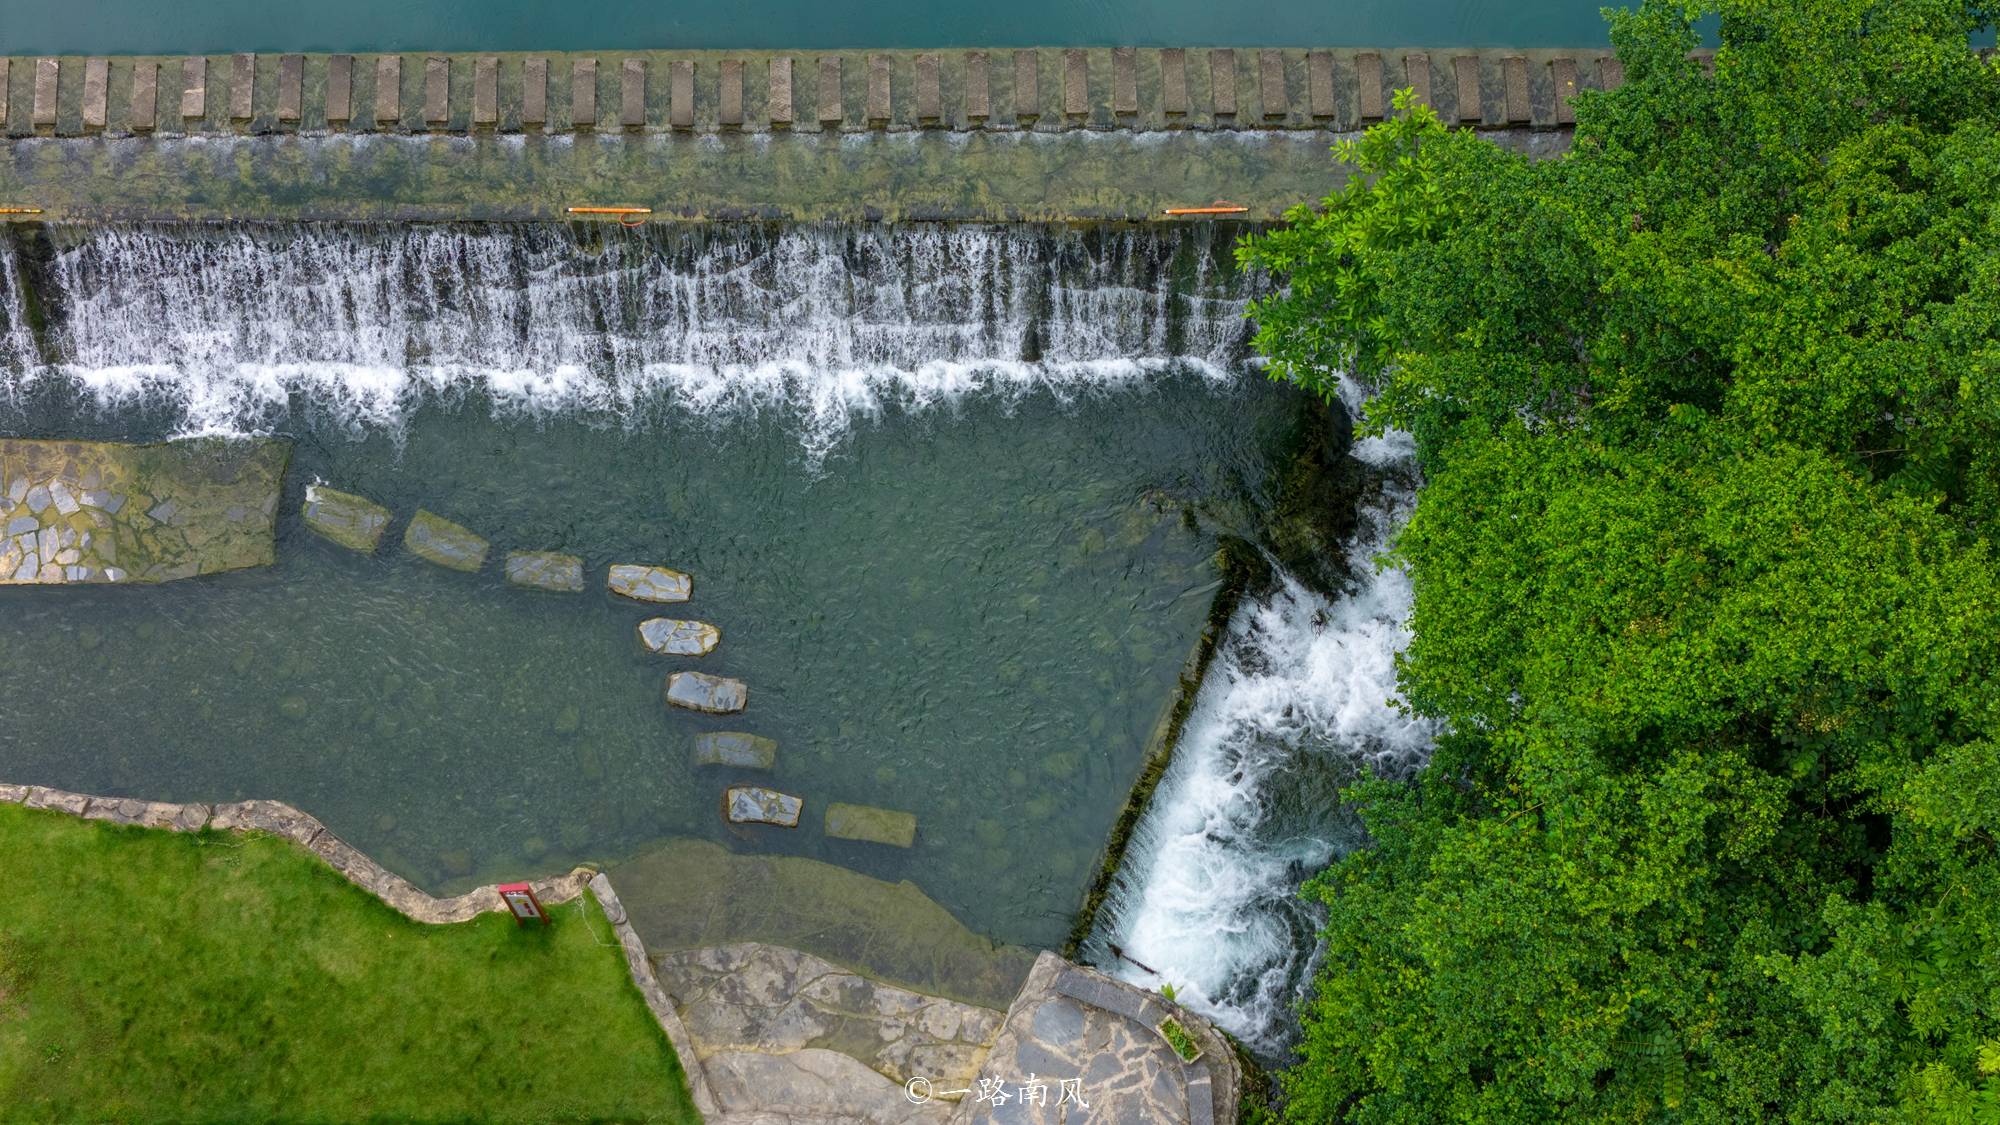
[0, 781, 719, 1120]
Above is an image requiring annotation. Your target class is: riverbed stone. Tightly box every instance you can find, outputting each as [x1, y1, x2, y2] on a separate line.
[301, 484, 391, 552]
[609, 563, 692, 603]
[0, 437, 289, 585]
[505, 550, 585, 592]
[403, 508, 490, 572]
[824, 802, 918, 848]
[667, 671, 748, 713]
[639, 617, 720, 655]
[725, 786, 803, 828]
[693, 731, 777, 769]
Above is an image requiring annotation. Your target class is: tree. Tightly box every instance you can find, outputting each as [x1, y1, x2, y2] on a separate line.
[1242, 2, 2000, 1120]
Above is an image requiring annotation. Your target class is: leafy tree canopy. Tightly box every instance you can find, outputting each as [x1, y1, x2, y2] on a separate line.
[1241, 2, 2000, 1120]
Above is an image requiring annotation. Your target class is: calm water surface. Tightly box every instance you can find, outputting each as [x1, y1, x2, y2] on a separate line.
[3, 0, 1620, 54]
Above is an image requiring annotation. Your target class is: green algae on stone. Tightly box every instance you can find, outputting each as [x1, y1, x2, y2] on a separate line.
[824, 802, 918, 848]
[607, 837, 1036, 1010]
[403, 508, 490, 572]
[301, 484, 391, 552]
[0, 437, 289, 585]
[505, 549, 585, 592]
[692, 731, 777, 770]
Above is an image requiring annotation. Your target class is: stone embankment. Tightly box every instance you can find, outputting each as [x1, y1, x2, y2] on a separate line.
[6, 783, 1241, 1123]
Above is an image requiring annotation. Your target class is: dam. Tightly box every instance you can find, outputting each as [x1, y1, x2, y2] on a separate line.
[0, 46, 1607, 221]
[0, 14, 1620, 1123]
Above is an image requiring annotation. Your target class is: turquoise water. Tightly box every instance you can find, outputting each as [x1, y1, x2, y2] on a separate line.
[3, 0, 1618, 55]
[0, 222, 1307, 952]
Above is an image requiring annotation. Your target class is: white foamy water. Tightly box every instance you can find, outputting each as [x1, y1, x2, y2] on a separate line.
[1088, 377, 1433, 1056]
[0, 223, 1254, 458]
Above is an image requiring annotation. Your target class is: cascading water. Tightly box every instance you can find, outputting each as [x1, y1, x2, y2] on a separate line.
[1085, 376, 1436, 1059]
[0, 222, 1255, 459]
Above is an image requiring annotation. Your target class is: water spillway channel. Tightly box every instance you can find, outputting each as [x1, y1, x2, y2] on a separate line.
[0, 220, 1336, 1002]
[1084, 378, 1437, 1059]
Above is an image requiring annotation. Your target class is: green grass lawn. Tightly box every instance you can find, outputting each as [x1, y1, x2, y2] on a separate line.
[0, 802, 701, 1124]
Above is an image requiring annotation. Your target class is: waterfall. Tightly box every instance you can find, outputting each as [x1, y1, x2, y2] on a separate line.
[0, 222, 1255, 458]
[1085, 376, 1435, 1058]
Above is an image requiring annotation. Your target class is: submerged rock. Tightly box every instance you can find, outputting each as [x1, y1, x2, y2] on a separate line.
[693, 732, 777, 770]
[638, 617, 720, 655]
[403, 509, 490, 572]
[302, 485, 391, 552]
[1, 437, 290, 585]
[666, 671, 748, 714]
[824, 802, 919, 848]
[505, 550, 585, 592]
[724, 786, 803, 828]
[609, 563, 691, 603]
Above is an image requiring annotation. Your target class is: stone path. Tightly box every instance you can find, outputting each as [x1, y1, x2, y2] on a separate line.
[946, 953, 1239, 1125]
[658, 942, 1005, 1125]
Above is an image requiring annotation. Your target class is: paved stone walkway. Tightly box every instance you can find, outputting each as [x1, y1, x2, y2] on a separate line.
[658, 942, 1005, 1124]
[946, 953, 1238, 1125]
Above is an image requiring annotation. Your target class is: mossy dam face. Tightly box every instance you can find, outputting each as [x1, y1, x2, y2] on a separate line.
[0, 46, 1612, 221]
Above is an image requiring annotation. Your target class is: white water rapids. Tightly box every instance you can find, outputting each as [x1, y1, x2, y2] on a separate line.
[0, 222, 1253, 459]
[1087, 378, 1435, 1057]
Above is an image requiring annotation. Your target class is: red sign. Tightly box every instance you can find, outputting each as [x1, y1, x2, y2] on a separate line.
[497, 882, 549, 927]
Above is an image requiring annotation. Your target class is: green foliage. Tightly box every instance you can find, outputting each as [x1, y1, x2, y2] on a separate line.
[0, 803, 699, 1123]
[1161, 1017, 1204, 1062]
[1244, 2, 2000, 1121]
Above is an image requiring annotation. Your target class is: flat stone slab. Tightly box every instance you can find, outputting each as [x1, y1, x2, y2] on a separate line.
[639, 617, 720, 655]
[505, 550, 584, 592]
[725, 786, 802, 828]
[692, 731, 777, 770]
[403, 508, 490, 572]
[824, 802, 918, 848]
[609, 563, 691, 602]
[301, 484, 390, 552]
[667, 671, 748, 714]
[0, 437, 289, 584]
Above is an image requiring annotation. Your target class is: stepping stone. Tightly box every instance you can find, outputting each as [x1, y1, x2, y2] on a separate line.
[505, 550, 584, 592]
[666, 671, 748, 713]
[301, 485, 391, 552]
[638, 617, 720, 655]
[608, 563, 691, 602]
[824, 802, 917, 848]
[403, 509, 490, 572]
[693, 731, 776, 769]
[724, 786, 802, 828]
